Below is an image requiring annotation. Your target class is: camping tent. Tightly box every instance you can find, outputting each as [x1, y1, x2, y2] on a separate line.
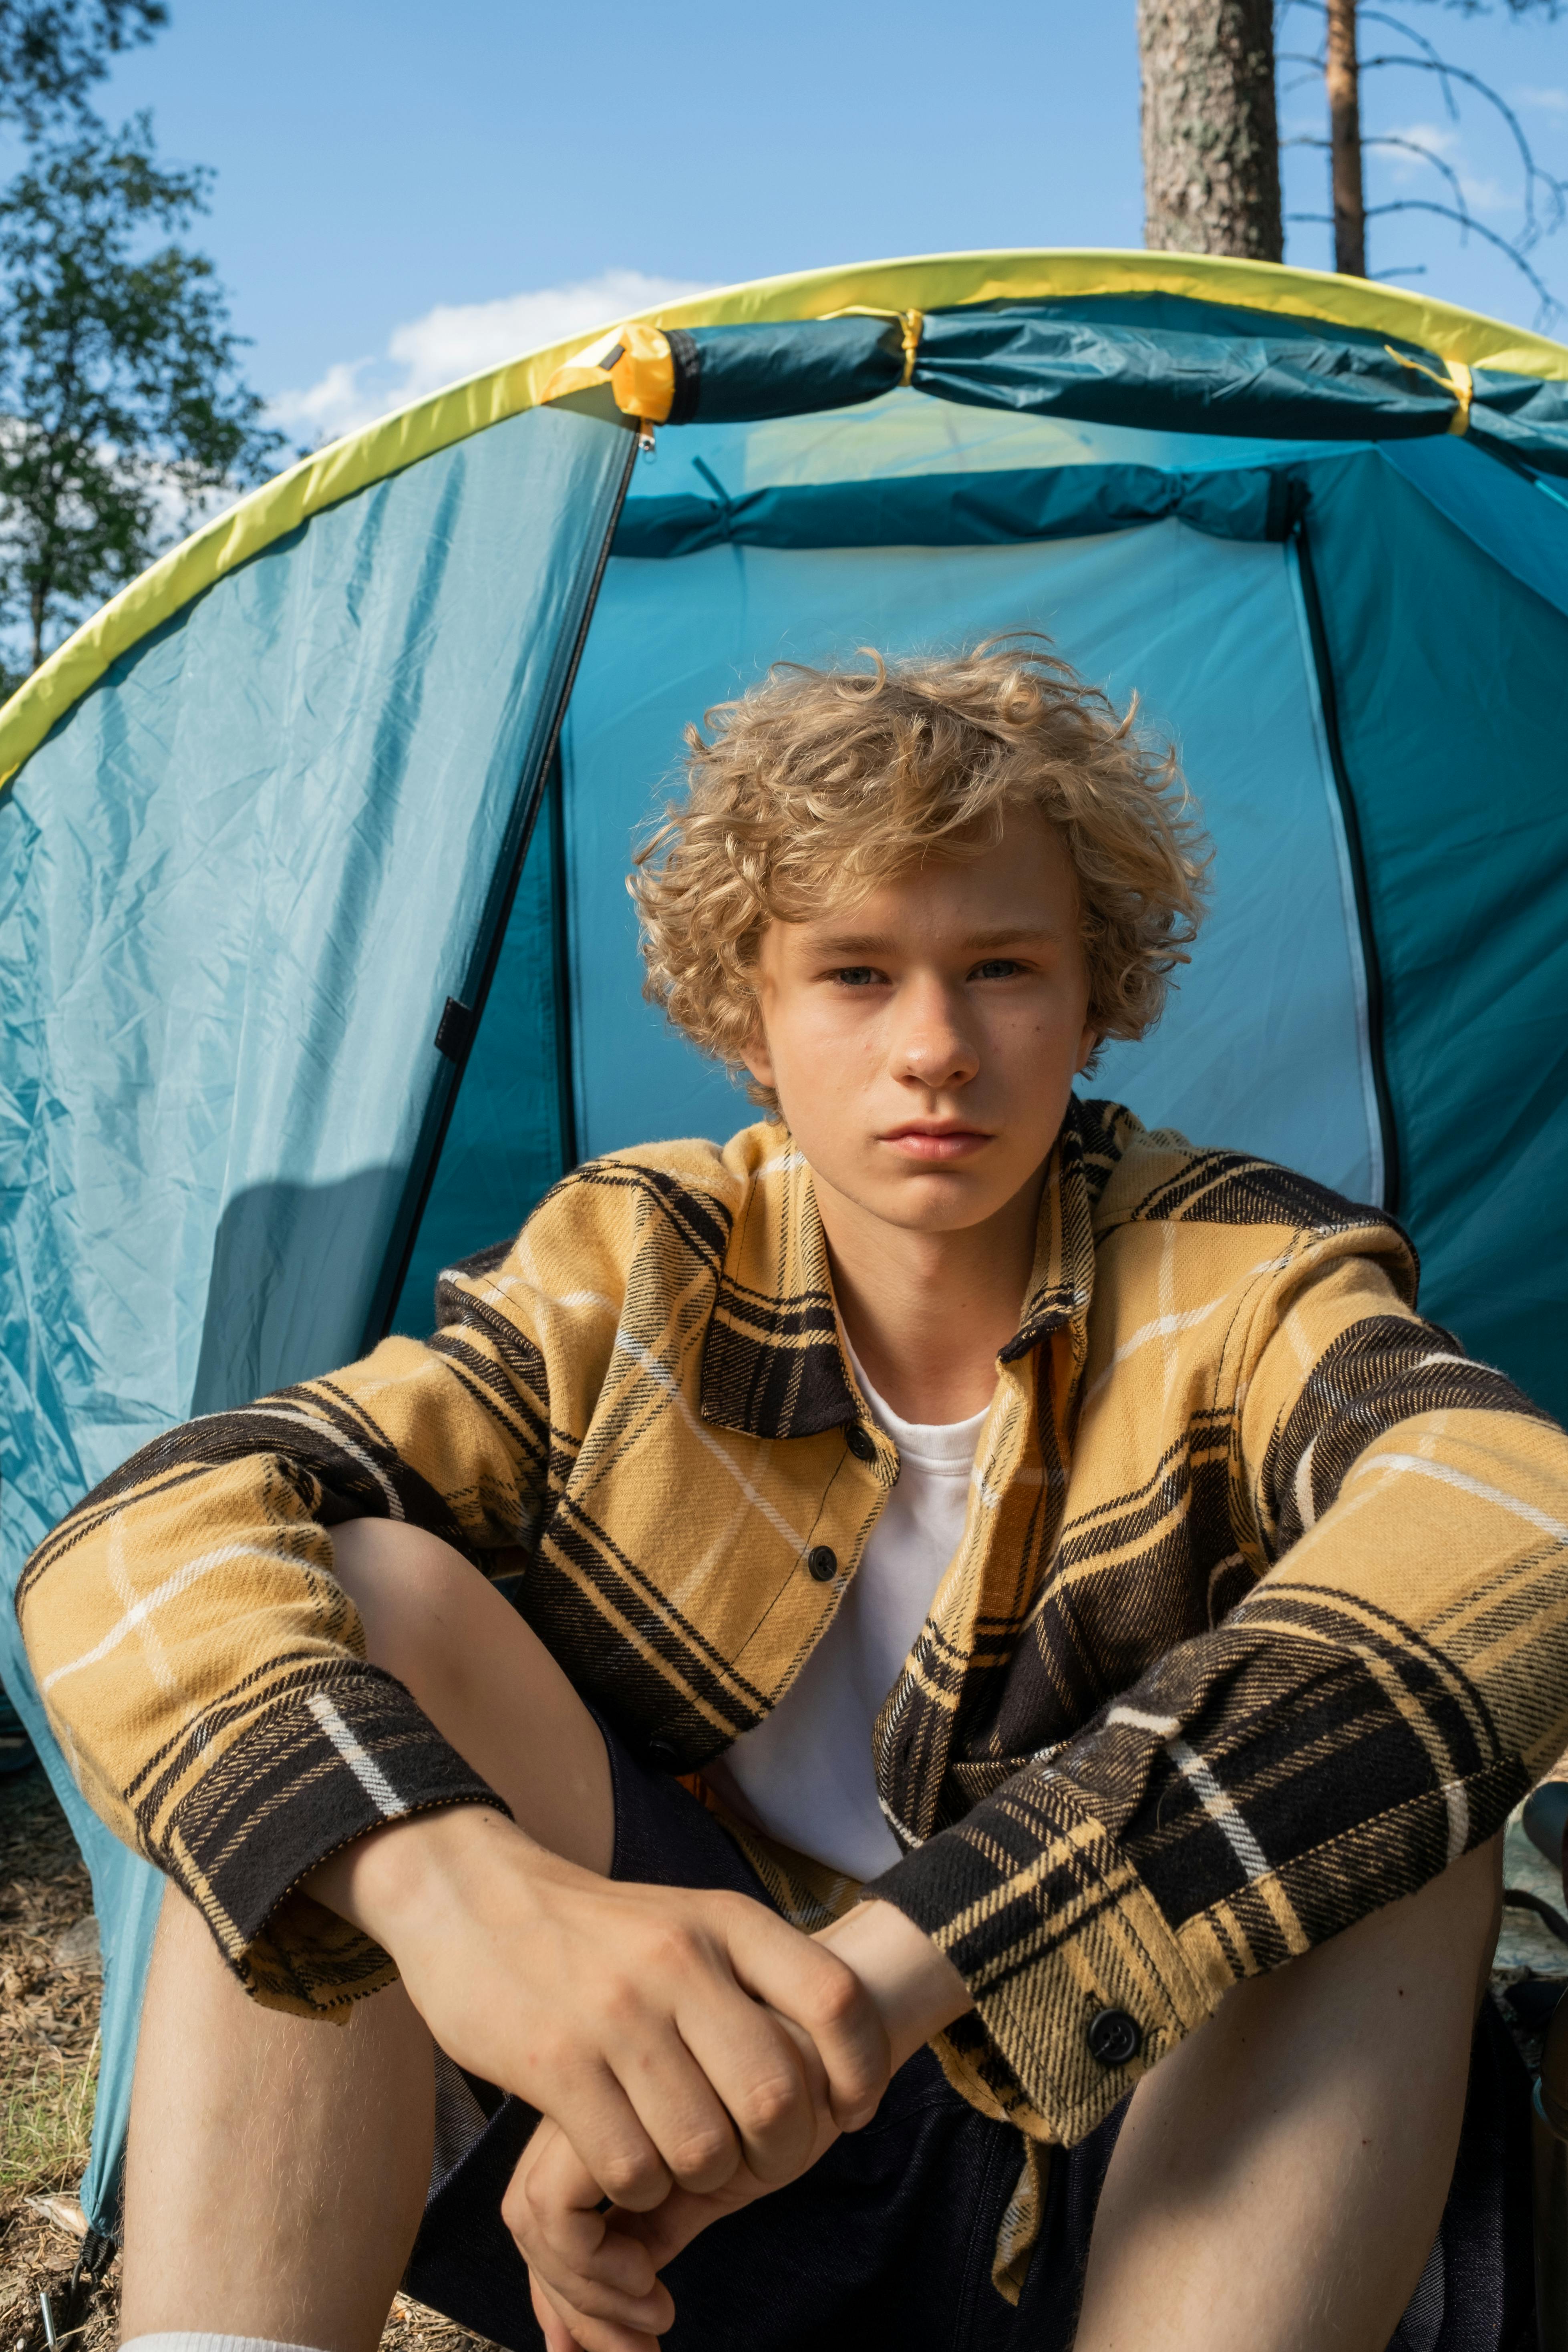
[4, 246, 1568, 2231]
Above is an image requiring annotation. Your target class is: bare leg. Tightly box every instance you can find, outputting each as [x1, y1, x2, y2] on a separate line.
[122, 1888, 437, 2352]
[121, 1521, 613, 2349]
[121, 1517, 1506, 2352]
[1074, 1833, 1504, 2352]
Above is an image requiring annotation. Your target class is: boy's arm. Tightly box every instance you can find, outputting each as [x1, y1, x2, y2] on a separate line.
[304, 1800, 928, 2348]
[857, 1244, 1568, 2151]
[16, 1247, 569, 2006]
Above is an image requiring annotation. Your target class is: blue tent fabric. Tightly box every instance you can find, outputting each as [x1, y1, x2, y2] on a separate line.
[1302, 445, 1568, 1399]
[6, 276, 1568, 2233]
[393, 762, 573, 1332]
[0, 399, 633, 2223]
[612, 458, 1305, 559]
[664, 298, 1568, 475]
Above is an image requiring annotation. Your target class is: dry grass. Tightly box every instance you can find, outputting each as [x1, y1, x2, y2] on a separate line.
[0, 1764, 113, 2352]
[0, 1765, 497, 2352]
[1, 2038, 99, 2198]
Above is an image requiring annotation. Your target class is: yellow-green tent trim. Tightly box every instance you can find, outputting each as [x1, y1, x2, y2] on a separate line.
[3, 243, 1566, 794]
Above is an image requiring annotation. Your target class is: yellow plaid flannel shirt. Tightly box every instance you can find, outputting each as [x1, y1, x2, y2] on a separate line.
[20, 1101, 1568, 2217]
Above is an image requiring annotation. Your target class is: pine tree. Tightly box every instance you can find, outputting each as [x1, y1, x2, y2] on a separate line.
[1137, 0, 1283, 259]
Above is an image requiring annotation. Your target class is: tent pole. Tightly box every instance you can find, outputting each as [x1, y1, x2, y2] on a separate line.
[1289, 515, 1402, 1217]
[548, 749, 580, 1174]
[365, 419, 640, 1346]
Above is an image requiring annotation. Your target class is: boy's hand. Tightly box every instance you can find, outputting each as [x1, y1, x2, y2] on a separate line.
[511, 1895, 975, 2348]
[305, 1805, 890, 2212]
[511, 2035, 843, 2352]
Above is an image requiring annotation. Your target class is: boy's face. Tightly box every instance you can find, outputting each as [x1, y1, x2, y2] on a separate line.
[743, 811, 1096, 1237]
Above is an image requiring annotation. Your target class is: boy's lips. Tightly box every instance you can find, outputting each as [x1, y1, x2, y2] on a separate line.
[880, 1123, 994, 1162]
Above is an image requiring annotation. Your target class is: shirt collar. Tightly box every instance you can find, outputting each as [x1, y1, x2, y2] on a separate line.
[699, 1102, 1098, 1440]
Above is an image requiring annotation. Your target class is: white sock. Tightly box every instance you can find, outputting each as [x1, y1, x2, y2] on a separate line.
[122, 2336, 332, 2352]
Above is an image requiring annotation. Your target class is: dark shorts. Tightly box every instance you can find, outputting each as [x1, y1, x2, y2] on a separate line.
[405, 1720, 1534, 2352]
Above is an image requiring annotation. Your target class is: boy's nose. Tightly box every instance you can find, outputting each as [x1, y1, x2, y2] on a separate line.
[894, 984, 980, 1089]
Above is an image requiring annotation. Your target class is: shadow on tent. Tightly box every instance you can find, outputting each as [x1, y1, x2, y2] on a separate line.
[5, 252, 1568, 2238]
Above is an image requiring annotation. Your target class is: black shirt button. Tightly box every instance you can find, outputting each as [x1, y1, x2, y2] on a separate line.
[845, 1424, 876, 1463]
[1087, 2008, 1141, 2068]
[646, 1734, 678, 1766]
[807, 1544, 838, 1582]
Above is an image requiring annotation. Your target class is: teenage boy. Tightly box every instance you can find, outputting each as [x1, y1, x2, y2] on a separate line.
[20, 643, 1567, 2352]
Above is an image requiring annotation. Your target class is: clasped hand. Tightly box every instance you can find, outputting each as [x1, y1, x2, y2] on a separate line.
[313, 1808, 967, 2352]
[483, 1863, 884, 2350]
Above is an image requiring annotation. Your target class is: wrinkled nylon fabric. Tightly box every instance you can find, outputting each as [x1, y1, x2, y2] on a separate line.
[11, 256, 1566, 798]
[391, 774, 569, 1336]
[660, 298, 1568, 475]
[1302, 445, 1568, 1411]
[0, 401, 629, 2223]
[613, 458, 1294, 557]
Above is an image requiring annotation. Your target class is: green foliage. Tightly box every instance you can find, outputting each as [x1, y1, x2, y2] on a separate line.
[0, 0, 165, 127]
[0, 112, 284, 672]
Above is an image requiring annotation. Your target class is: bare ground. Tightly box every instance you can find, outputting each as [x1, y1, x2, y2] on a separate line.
[0, 1763, 496, 2352]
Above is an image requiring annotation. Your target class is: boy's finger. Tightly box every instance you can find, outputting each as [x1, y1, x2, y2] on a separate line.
[527, 2057, 675, 2214]
[505, 2123, 664, 2306]
[602, 2018, 745, 2193]
[722, 1901, 892, 2130]
[531, 2268, 664, 2352]
[673, 1993, 821, 2181]
[619, 2178, 758, 2269]
[529, 2274, 586, 2352]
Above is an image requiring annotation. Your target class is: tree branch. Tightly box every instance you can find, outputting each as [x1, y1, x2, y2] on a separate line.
[1364, 195, 1566, 320]
[1393, 2, 1564, 21]
[1365, 131, 1474, 212]
[1359, 53, 1568, 244]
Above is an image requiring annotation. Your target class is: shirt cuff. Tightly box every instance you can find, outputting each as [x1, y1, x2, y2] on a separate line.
[864, 1771, 1220, 2145]
[161, 1664, 511, 2013]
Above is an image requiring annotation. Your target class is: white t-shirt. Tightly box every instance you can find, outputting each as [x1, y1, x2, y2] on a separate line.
[702, 1352, 990, 1881]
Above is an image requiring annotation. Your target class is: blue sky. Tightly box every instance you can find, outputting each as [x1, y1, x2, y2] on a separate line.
[70, 0, 1568, 439]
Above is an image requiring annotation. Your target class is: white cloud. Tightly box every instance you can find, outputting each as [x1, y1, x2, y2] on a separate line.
[271, 268, 711, 448]
[1375, 121, 1507, 213]
[1516, 86, 1568, 115]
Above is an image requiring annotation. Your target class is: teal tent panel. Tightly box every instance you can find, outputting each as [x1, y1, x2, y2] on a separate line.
[614, 458, 1293, 559]
[1306, 445, 1568, 1410]
[560, 517, 1380, 1203]
[1381, 435, 1568, 624]
[628, 385, 1341, 504]
[0, 398, 630, 2224]
[392, 768, 570, 1334]
[655, 302, 1568, 473]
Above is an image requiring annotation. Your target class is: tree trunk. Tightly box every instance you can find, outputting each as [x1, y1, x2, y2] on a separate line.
[1326, 0, 1366, 276]
[1138, 0, 1283, 262]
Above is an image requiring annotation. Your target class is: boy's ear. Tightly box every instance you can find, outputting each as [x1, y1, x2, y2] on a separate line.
[740, 1020, 777, 1094]
[1076, 1024, 1099, 1075]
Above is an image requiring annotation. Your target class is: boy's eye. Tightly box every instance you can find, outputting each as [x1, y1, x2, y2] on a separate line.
[832, 966, 884, 987]
[971, 958, 1023, 980]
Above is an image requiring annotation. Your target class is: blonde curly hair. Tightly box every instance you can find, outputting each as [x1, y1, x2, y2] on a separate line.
[630, 636, 1209, 1109]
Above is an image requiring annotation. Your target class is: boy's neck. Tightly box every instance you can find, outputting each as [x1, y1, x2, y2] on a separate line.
[813, 1156, 1049, 1426]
